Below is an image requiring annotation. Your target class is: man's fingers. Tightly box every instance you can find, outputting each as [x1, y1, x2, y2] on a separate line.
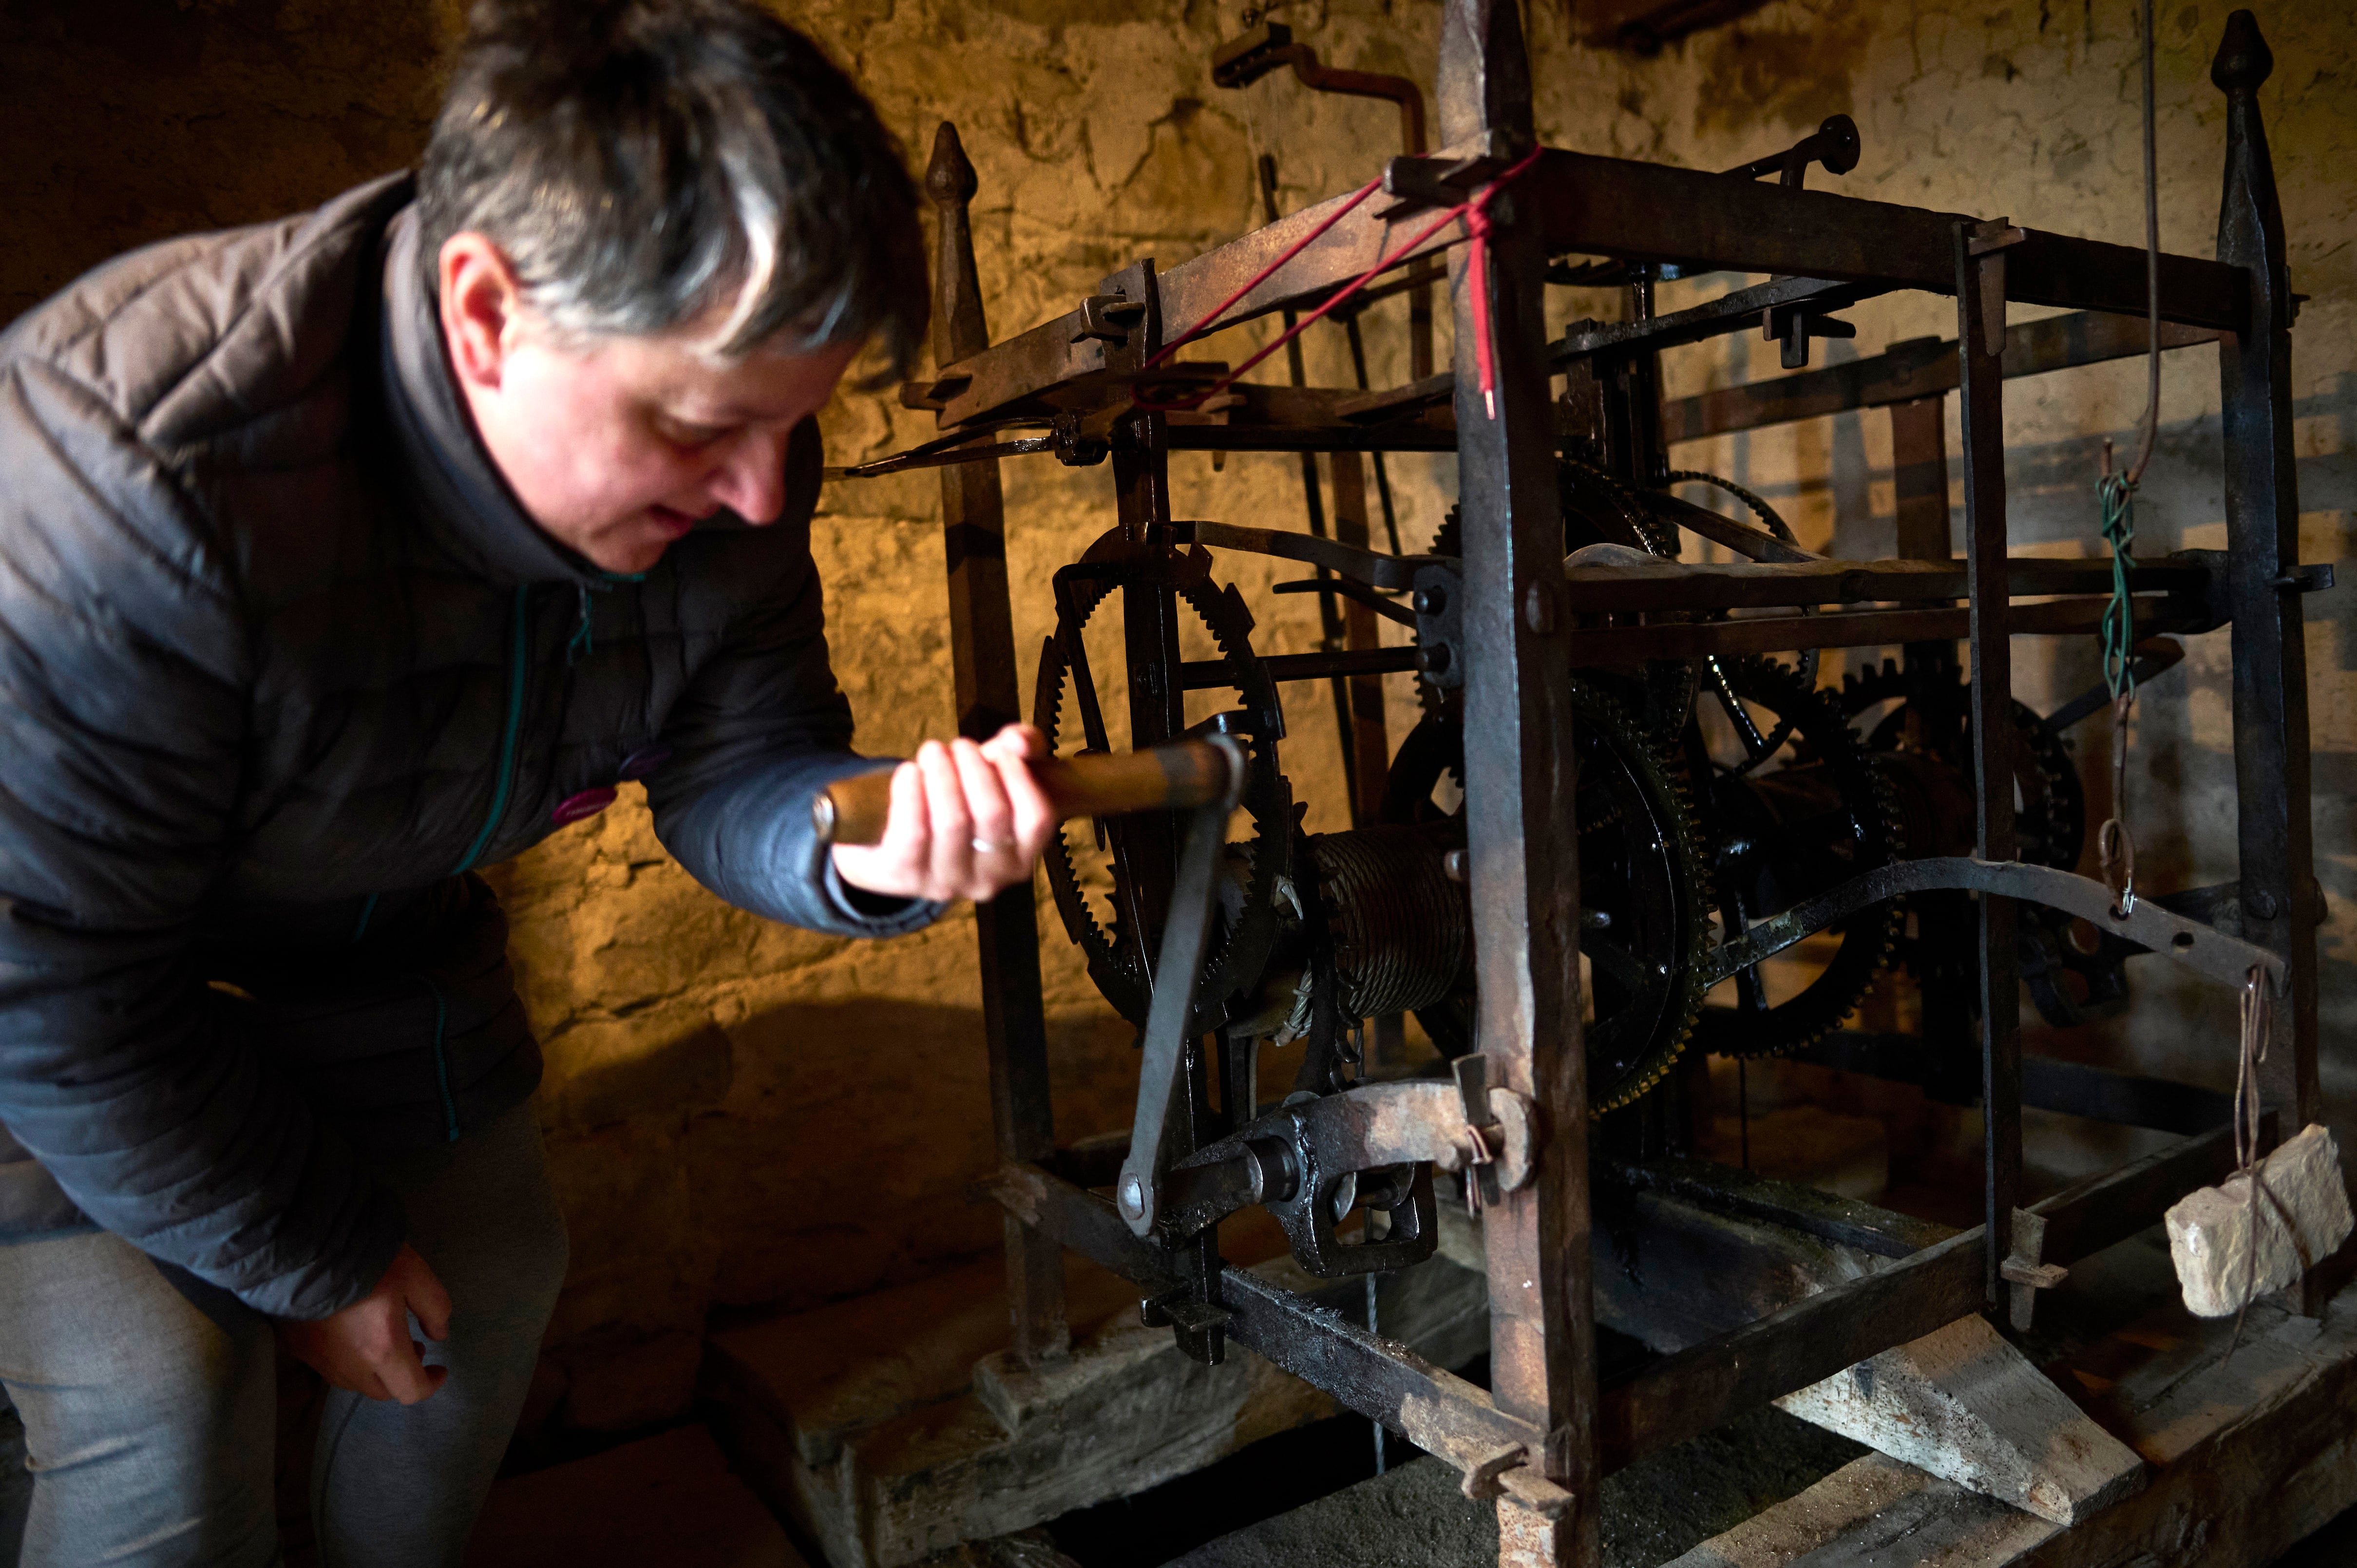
[376, 1331, 439, 1405]
[979, 722, 1048, 766]
[883, 758, 928, 858]
[950, 738, 1015, 854]
[915, 740, 972, 885]
[993, 745, 1054, 860]
[401, 1249, 454, 1342]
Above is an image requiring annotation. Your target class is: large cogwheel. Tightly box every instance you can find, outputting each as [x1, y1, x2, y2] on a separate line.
[1032, 534, 1292, 1033]
[1380, 680, 1711, 1114]
[1837, 657, 2085, 873]
[1692, 656, 1905, 1058]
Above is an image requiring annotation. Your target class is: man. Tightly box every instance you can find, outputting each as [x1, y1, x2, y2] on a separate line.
[0, 1, 1050, 1562]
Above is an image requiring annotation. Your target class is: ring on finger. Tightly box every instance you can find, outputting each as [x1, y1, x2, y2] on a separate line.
[971, 838, 1014, 854]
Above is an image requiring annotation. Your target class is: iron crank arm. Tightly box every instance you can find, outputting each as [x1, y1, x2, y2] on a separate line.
[1113, 738, 1253, 1238]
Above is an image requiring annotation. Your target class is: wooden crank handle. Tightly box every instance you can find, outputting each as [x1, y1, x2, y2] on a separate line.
[811, 737, 1244, 847]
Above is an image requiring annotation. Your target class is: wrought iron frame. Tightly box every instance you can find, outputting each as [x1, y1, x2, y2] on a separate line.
[910, 6, 2318, 1561]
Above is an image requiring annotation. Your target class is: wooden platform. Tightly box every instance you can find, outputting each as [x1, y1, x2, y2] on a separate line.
[1180, 1236, 2357, 1568]
[701, 1238, 1488, 1568]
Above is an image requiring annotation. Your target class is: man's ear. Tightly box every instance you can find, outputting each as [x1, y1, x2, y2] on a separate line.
[438, 232, 527, 392]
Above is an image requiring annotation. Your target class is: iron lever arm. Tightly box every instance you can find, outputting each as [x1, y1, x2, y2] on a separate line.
[812, 735, 1243, 847]
[1176, 518, 1439, 591]
[1705, 855, 2291, 994]
[1115, 748, 1253, 1237]
[1271, 576, 1420, 628]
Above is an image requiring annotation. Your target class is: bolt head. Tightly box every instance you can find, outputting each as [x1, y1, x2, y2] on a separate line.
[1522, 582, 1558, 635]
[1119, 1174, 1147, 1219]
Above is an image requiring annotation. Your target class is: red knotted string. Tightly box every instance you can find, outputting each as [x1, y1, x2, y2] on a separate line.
[1135, 146, 1544, 418]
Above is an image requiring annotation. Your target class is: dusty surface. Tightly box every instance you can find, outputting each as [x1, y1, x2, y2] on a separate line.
[1, 0, 2349, 1443]
[1168, 1406, 1864, 1568]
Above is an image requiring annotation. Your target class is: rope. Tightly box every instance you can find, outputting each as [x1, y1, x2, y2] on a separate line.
[1138, 148, 1544, 418]
[2227, 963, 2275, 1359]
[2095, 0, 2162, 918]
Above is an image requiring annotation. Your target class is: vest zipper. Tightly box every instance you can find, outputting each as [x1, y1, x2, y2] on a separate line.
[419, 975, 459, 1144]
[450, 583, 531, 876]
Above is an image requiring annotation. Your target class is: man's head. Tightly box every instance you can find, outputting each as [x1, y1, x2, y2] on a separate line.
[418, 0, 923, 573]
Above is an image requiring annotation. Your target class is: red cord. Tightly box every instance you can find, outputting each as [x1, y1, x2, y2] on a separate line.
[1135, 147, 1544, 417]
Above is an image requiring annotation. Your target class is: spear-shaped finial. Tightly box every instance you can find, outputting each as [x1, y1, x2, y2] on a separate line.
[2211, 9, 2273, 97]
[926, 121, 978, 211]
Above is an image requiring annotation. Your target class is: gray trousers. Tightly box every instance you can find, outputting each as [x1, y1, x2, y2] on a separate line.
[0, 1100, 569, 1567]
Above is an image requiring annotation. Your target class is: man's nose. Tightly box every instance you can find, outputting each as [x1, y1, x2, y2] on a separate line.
[709, 426, 790, 524]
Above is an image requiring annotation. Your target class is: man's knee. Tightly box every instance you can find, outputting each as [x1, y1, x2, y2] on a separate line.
[0, 1239, 276, 1568]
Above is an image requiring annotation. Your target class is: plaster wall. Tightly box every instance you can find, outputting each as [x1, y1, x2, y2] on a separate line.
[2, 0, 2349, 1433]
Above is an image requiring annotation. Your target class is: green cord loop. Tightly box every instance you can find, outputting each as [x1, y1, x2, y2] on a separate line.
[2098, 472, 2138, 702]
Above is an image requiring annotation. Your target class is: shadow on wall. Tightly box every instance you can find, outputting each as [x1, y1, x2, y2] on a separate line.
[0, 0, 451, 323]
[538, 997, 1139, 1337]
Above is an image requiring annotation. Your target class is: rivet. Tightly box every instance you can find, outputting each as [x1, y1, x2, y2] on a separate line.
[1522, 582, 1558, 635]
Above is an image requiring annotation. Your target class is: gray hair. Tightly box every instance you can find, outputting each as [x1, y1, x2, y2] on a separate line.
[418, 0, 925, 377]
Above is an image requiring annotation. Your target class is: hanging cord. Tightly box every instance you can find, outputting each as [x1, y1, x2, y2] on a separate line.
[1137, 147, 1544, 418]
[2226, 963, 2278, 1359]
[2095, 0, 2163, 919]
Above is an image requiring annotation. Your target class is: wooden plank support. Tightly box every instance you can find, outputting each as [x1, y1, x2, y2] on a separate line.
[928, 123, 1068, 1368]
[2212, 15, 2322, 1321]
[1553, 556, 2206, 610]
[1438, 2, 1598, 1560]
[1958, 219, 2025, 1311]
[1666, 310, 2224, 445]
[1591, 1176, 2143, 1525]
[925, 153, 2242, 426]
[1593, 1122, 2247, 1473]
[983, 1160, 1561, 1519]
[1558, 594, 2197, 664]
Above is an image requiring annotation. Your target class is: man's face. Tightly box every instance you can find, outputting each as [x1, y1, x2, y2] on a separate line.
[441, 235, 860, 575]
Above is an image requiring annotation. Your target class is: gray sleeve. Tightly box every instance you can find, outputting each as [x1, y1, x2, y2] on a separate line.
[646, 522, 944, 940]
[0, 359, 401, 1320]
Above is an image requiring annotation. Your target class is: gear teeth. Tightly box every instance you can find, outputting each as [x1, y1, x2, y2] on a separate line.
[1032, 541, 1293, 1032]
[1706, 655, 1906, 1062]
[1566, 678, 1712, 1116]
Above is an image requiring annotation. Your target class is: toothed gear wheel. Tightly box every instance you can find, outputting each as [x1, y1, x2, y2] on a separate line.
[1693, 656, 1905, 1059]
[1033, 535, 1291, 1032]
[1836, 657, 2085, 873]
[1561, 456, 1680, 556]
[1836, 658, 2103, 1026]
[1379, 680, 1710, 1115]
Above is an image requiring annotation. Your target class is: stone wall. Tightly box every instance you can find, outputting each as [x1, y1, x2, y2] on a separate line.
[4, 0, 2348, 1439]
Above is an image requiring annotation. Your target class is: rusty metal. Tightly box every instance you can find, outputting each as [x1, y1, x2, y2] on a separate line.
[1215, 20, 1435, 380]
[924, 124, 1067, 1368]
[909, 10, 2319, 1561]
[1699, 855, 2289, 995]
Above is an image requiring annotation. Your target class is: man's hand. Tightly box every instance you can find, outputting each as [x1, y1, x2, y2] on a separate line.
[281, 1244, 453, 1405]
[830, 724, 1056, 904]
